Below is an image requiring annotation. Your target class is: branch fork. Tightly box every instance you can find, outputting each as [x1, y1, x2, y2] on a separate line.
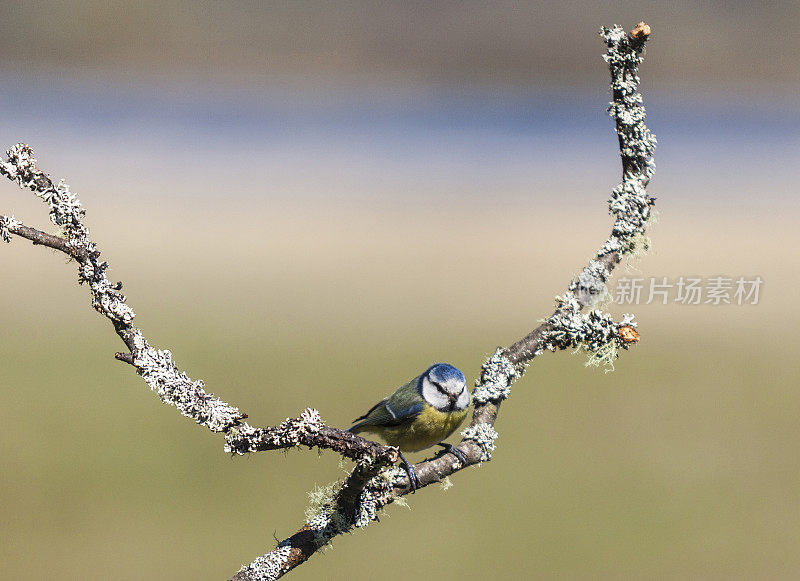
[2, 22, 655, 581]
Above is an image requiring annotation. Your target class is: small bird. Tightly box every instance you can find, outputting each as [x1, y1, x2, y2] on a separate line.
[348, 363, 470, 491]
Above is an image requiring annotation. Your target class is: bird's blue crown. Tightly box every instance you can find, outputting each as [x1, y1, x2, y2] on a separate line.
[425, 363, 465, 385]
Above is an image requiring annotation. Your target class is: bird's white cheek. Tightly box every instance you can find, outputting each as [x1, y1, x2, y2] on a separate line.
[456, 388, 470, 410]
[421, 377, 449, 409]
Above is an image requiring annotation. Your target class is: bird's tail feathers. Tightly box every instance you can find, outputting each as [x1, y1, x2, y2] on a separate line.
[347, 422, 367, 434]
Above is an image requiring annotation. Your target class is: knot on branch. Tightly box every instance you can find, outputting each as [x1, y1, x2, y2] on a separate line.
[472, 348, 526, 405]
[461, 423, 498, 462]
[631, 22, 651, 39]
[618, 324, 640, 344]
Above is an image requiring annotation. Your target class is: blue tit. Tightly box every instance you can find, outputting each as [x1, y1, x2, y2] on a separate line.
[348, 363, 470, 491]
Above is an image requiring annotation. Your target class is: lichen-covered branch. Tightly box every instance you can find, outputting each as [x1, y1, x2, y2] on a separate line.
[2, 20, 655, 581]
[1, 143, 243, 430]
[0, 146, 397, 464]
[231, 22, 656, 581]
[225, 414, 398, 465]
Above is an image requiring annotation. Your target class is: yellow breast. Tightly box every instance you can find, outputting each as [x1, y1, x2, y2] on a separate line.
[376, 405, 469, 452]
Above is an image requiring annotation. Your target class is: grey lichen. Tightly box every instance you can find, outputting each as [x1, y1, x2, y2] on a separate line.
[302, 465, 403, 550]
[305, 502, 351, 549]
[598, 177, 655, 259]
[224, 408, 324, 453]
[534, 27, 654, 372]
[601, 25, 657, 165]
[0, 144, 135, 324]
[595, 25, 656, 262]
[0, 144, 89, 246]
[622, 217, 657, 273]
[585, 313, 638, 372]
[1, 143, 247, 434]
[472, 348, 526, 405]
[354, 466, 405, 527]
[0, 215, 20, 243]
[132, 332, 246, 432]
[257, 408, 324, 446]
[236, 545, 292, 581]
[461, 423, 498, 462]
[79, 253, 135, 325]
[541, 293, 638, 371]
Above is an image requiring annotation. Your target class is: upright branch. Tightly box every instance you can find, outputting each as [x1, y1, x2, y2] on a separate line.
[1, 22, 655, 581]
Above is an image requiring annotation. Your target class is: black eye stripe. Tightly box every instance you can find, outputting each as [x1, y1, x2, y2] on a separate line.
[429, 378, 465, 407]
[430, 380, 448, 394]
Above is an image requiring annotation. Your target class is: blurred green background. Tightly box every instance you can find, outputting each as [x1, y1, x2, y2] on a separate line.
[1, 2, 798, 580]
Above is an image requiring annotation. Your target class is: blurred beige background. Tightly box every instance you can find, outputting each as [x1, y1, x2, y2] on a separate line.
[1, 2, 798, 580]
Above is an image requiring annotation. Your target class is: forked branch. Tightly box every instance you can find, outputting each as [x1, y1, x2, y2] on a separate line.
[1, 22, 655, 581]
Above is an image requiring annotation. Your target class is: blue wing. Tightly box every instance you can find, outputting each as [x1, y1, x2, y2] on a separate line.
[348, 398, 424, 433]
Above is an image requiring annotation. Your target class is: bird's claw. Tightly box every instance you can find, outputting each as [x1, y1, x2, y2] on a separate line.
[398, 452, 419, 493]
[437, 443, 468, 467]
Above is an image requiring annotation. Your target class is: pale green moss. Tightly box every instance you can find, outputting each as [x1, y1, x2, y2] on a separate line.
[583, 341, 620, 372]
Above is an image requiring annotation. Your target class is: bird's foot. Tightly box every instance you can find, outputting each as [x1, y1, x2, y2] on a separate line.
[398, 452, 419, 493]
[437, 443, 468, 467]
